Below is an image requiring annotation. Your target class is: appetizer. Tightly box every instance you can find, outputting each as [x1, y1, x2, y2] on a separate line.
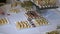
[32, 17, 48, 26]
[26, 11, 39, 19]
[33, 0, 56, 7]
[21, 1, 33, 8]
[0, 18, 8, 25]
[16, 21, 31, 29]
[10, 9, 20, 13]
[11, 2, 17, 7]
[48, 0, 56, 5]
[21, 1, 33, 11]
[33, 0, 46, 6]
[46, 31, 59, 34]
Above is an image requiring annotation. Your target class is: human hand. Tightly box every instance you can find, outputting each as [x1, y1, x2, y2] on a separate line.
[0, 8, 5, 15]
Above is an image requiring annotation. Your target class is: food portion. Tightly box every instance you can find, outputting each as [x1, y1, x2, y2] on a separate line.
[38, 0, 46, 6]
[16, 21, 32, 29]
[21, 1, 33, 11]
[11, 2, 17, 7]
[21, 1, 33, 8]
[33, 0, 56, 7]
[25, 11, 39, 19]
[48, 0, 56, 5]
[33, 0, 46, 6]
[9, 8, 20, 13]
[46, 31, 59, 34]
[0, 18, 8, 25]
[26, 10, 48, 26]
[32, 17, 48, 26]
[16, 1, 22, 5]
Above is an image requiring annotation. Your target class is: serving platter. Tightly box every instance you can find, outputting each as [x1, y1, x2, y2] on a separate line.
[0, 4, 60, 34]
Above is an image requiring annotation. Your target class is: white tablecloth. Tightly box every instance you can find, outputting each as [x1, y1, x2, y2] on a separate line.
[0, 5, 60, 34]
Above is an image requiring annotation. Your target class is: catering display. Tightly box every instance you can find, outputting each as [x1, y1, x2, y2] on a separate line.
[0, 0, 60, 34]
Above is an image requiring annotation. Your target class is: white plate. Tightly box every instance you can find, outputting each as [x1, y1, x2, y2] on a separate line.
[0, 5, 60, 34]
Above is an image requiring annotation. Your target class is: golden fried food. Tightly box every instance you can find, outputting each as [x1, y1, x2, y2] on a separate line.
[34, 0, 46, 6]
[11, 2, 17, 7]
[46, 31, 59, 34]
[16, 22, 23, 29]
[26, 11, 39, 19]
[16, 21, 31, 29]
[33, 17, 48, 26]
[0, 18, 8, 25]
[20, 1, 33, 11]
[21, 1, 33, 8]
[10, 9, 20, 13]
[16, 2, 22, 5]
[33, 0, 56, 6]
[48, 0, 56, 5]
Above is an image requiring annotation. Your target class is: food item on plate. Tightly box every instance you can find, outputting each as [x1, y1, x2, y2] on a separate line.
[16, 22, 23, 29]
[16, 21, 31, 29]
[38, 0, 46, 6]
[25, 7, 32, 11]
[21, 1, 33, 11]
[33, 0, 46, 6]
[48, 0, 56, 5]
[26, 11, 39, 19]
[10, 9, 20, 13]
[46, 31, 59, 34]
[11, 2, 17, 7]
[21, 1, 33, 7]
[26, 11, 48, 26]
[0, 18, 8, 25]
[32, 17, 48, 26]
[16, 2, 22, 5]
[33, 0, 56, 7]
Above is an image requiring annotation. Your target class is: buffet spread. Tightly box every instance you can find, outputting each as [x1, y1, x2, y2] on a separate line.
[0, 0, 60, 34]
